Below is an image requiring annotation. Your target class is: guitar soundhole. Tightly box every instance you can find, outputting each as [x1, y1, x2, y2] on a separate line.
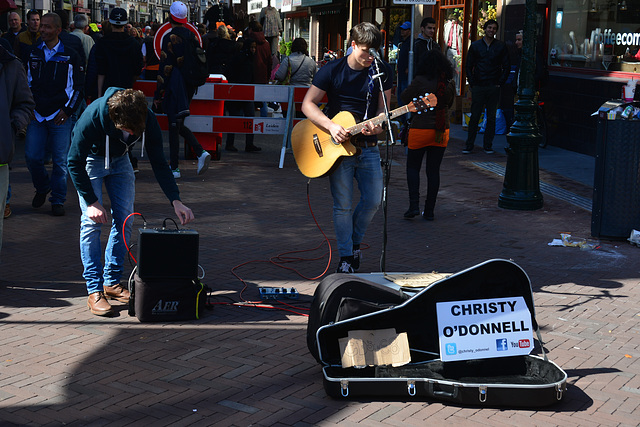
[313, 134, 323, 157]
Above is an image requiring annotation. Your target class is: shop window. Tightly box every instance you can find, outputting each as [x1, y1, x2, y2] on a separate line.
[444, 8, 464, 95]
[549, 0, 640, 73]
[359, 1, 410, 60]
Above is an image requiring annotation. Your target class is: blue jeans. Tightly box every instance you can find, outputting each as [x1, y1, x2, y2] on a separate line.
[24, 118, 72, 205]
[78, 155, 135, 295]
[329, 146, 383, 257]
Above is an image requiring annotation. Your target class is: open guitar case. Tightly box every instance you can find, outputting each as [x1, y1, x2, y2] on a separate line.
[307, 259, 567, 407]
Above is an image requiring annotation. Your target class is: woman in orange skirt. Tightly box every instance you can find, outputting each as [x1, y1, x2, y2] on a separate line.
[400, 49, 455, 220]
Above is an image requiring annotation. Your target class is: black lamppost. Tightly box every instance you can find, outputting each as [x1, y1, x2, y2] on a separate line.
[498, 0, 544, 210]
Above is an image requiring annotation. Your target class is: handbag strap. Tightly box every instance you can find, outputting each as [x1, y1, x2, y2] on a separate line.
[289, 56, 306, 79]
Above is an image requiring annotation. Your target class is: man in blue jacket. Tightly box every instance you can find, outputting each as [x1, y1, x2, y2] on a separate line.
[25, 13, 83, 216]
[68, 88, 195, 316]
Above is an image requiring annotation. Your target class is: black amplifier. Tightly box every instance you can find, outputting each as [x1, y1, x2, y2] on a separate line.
[136, 228, 199, 280]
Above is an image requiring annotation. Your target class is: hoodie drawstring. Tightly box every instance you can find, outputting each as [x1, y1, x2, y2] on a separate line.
[105, 135, 110, 169]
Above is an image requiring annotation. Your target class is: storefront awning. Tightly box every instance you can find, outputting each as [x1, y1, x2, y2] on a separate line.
[301, 0, 332, 6]
[285, 10, 309, 18]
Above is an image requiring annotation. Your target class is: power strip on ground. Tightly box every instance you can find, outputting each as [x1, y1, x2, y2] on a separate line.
[259, 287, 299, 300]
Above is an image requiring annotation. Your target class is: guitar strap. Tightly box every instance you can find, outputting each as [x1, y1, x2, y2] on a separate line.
[364, 65, 376, 120]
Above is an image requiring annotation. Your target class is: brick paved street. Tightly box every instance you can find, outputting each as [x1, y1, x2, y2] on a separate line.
[0, 127, 638, 426]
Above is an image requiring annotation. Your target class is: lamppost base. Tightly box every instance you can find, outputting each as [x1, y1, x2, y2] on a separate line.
[498, 190, 544, 210]
[499, 131, 544, 211]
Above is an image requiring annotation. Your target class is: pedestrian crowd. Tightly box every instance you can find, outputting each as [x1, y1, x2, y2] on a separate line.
[0, 0, 325, 316]
[0, 5, 518, 314]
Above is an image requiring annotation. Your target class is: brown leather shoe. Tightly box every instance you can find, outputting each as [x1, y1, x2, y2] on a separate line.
[87, 292, 113, 316]
[104, 283, 130, 303]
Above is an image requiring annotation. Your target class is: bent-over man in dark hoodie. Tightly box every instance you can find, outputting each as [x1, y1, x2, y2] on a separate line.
[68, 88, 195, 317]
[93, 8, 143, 97]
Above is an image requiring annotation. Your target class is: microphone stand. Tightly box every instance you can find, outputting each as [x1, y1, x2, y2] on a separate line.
[370, 56, 395, 273]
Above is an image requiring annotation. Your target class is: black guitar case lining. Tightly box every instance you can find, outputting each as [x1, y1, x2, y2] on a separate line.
[310, 259, 567, 407]
[307, 274, 410, 363]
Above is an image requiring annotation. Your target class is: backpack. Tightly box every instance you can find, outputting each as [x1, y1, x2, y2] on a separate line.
[181, 35, 209, 87]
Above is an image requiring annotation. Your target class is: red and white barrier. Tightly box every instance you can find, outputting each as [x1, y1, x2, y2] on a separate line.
[134, 78, 325, 167]
[134, 76, 227, 160]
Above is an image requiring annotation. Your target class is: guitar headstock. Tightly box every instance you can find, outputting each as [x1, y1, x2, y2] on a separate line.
[408, 93, 438, 114]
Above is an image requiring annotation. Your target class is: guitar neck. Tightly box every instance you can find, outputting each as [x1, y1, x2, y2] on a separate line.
[347, 105, 412, 136]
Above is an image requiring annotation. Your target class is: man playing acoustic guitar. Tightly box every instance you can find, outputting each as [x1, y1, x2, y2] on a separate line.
[301, 22, 393, 274]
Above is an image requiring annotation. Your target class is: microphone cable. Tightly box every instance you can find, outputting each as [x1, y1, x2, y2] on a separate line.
[208, 180, 337, 317]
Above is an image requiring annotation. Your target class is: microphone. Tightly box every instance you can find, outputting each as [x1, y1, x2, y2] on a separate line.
[369, 48, 382, 61]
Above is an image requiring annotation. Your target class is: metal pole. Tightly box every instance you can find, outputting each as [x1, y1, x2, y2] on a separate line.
[498, 0, 543, 210]
[408, 4, 415, 85]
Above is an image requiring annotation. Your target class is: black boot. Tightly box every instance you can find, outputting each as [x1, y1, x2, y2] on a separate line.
[404, 200, 420, 218]
[423, 199, 435, 221]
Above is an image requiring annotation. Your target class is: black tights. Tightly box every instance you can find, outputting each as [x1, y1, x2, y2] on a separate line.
[406, 145, 446, 212]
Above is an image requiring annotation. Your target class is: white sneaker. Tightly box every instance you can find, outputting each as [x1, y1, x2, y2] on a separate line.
[352, 249, 361, 271]
[336, 259, 355, 274]
[172, 168, 181, 179]
[197, 151, 211, 175]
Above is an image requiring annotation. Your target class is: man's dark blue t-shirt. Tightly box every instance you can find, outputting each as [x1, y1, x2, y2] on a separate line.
[312, 56, 393, 123]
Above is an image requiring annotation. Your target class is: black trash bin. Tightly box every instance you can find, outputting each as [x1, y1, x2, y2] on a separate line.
[591, 101, 640, 240]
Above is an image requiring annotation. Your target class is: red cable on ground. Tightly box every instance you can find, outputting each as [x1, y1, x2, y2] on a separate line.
[218, 181, 337, 317]
[123, 212, 145, 264]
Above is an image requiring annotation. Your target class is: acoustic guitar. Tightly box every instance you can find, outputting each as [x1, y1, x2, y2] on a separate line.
[291, 94, 438, 178]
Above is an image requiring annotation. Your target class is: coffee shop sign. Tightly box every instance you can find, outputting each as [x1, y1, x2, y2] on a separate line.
[597, 28, 640, 46]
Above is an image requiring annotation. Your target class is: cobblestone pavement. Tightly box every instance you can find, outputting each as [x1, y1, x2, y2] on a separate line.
[1, 128, 638, 426]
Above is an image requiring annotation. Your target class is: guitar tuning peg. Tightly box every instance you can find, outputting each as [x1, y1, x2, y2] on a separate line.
[413, 97, 417, 101]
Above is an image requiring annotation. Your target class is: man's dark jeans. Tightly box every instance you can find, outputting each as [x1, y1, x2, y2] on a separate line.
[465, 85, 500, 150]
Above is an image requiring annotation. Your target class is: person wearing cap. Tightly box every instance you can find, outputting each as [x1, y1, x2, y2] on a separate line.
[92, 7, 143, 98]
[397, 21, 412, 99]
[153, 1, 211, 178]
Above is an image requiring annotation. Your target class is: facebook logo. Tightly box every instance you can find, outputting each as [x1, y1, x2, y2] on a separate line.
[496, 338, 509, 351]
[445, 343, 457, 355]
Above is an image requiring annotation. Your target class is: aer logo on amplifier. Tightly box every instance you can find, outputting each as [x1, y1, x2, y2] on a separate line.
[152, 300, 180, 314]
